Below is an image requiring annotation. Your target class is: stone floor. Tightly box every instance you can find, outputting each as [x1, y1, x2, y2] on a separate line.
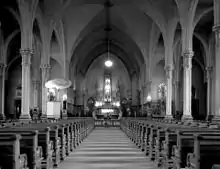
[58, 128, 157, 169]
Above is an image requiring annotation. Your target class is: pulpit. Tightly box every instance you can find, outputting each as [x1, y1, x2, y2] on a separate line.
[45, 78, 72, 119]
[47, 101, 61, 119]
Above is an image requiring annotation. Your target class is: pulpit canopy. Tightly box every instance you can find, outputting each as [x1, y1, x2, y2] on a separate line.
[45, 78, 72, 90]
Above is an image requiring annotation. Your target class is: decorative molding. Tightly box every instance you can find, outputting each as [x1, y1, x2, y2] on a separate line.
[212, 24, 220, 33]
[165, 65, 173, 79]
[206, 66, 213, 80]
[0, 63, 6, 76]
[183, 50, 194, 69]
[20, 48, 34, 66]
[40, 64, 51, 70]
[213, 24, 220, 47]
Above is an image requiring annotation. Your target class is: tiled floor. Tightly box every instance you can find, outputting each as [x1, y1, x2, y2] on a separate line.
[58, 128, 157, 169]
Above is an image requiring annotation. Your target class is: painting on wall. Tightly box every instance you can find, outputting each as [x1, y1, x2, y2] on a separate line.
[15, 84, 22, 97]
[157, 82, 167, 100]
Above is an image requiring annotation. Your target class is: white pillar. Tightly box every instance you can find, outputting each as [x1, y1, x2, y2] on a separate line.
[165, 65, 173, 118]
[182, 50, 194, 119]
[40, 64, 51, 118]
[20, 49, 33, 119]
[212, 0, 220, 119]
[213, 25, 220, 119]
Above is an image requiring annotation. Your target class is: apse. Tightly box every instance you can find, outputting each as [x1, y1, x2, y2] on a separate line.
[85, 53, 131, 100]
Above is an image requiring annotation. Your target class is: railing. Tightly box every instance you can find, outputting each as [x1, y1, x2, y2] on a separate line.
[95, 119, 120, 127]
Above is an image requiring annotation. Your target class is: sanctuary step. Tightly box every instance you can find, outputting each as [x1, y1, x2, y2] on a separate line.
[58, 128, 156, 169]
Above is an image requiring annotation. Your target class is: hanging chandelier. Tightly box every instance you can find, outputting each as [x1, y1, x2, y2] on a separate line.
[104, 0, 113, 68]
[104, 58, 113, 67]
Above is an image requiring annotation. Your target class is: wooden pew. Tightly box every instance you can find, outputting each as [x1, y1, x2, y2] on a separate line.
[7, 126, 54, 169]
[186, 134, 220, 169]
[160, 128, 178, 169]
[0, 134, 28, 169]
[213, 164, 220, 169]
[26, 122, 66, 162]
[0, 118, 94, 168]
[13, 123, 61, 167]
[0, 130, 43, 169]
[172, 129, 220, 169]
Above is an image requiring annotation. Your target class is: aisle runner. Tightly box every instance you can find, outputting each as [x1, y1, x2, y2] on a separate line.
[58, 128, 156, 169]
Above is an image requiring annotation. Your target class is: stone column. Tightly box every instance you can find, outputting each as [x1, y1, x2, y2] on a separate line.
[213, 24, 220, 119]
[32, 80, 40, 108]
[20, 49, 33, 119]
[40, 64, 51, 118]
[0, 63, 5, 119]
[165, 65, 173, 118]
[212, 0, 220, 119]
[205, 67, 212, 118]
[174, 81, 181, 111]
[182, 50, 194, 119]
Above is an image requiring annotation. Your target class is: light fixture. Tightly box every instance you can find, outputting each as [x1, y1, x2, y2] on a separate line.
[116, 101, 120, 107]
[147, 95, 152, 102]
[104, 0, 113, 68]
[105, 59, 113, 67]
[62, 94, 67, 101]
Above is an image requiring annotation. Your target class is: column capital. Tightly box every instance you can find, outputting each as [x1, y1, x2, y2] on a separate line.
[183, 50, 194, 58]
[183, 50, 194, 69]
[212, 24, 220, 33]
[213, 24, 220, 47]
[0, 63, 6, 76]
[40, 64, 51, 70]
[206, 66, 213, 80]
[20, 48, 34, 66]
[165, 65, 173, 79]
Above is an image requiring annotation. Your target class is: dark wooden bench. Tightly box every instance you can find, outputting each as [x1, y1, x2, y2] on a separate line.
[7, 126, 54, 169]
[172, 129, 220, 169]
[11, 123, 61, 167]
[0, 134, 28, 169]
[0, 130, 42, 169]
[186, 133, 220, 169]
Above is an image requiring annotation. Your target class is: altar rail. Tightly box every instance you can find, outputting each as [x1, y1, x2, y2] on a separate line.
[95, 119, 120, 127]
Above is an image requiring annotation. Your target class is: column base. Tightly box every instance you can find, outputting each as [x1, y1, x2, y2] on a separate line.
[181, 115, 193, 121]
[211, 115, 220, 123]
[0, 113, 5, 120]
[165, 115, 173, 122]
[19, 114, 31, 122]
[40, 114, 48, 119]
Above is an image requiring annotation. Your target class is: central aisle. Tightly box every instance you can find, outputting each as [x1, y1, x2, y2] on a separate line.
[58, 128, 156, 169]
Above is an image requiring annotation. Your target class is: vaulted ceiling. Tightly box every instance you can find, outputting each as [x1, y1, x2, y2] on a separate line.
[0, 0, 214, 78]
